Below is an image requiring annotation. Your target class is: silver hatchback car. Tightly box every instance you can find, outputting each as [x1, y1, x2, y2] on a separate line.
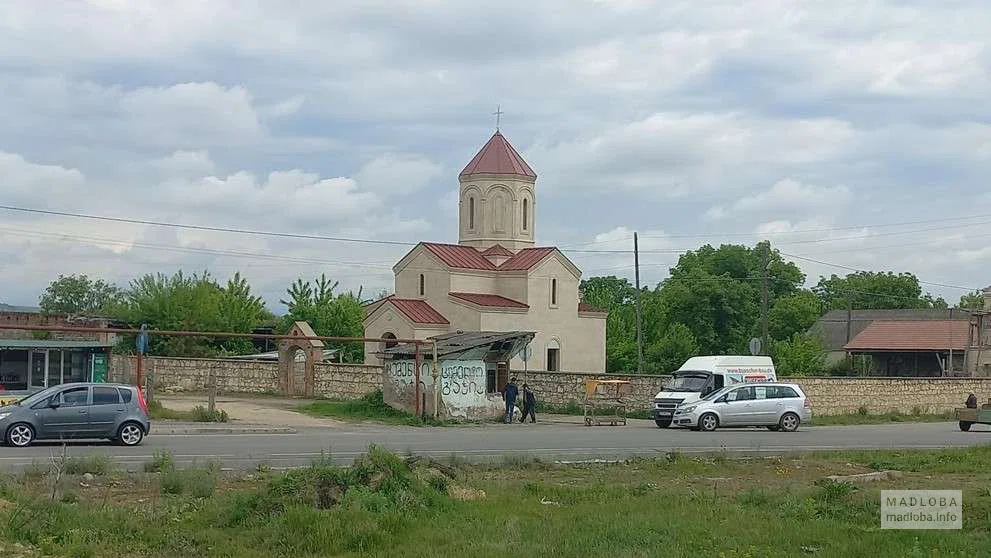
[672, 382, 812, 432]
[0, 383, 151, 447]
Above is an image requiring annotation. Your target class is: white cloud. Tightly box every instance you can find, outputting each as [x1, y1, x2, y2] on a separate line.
[353, 154, 445, 196]
[706, 179, 854, 221]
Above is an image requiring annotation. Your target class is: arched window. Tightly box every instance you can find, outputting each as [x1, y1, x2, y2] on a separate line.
[381, 332, 398, 350]
[546, 339, 561, 372]
[522, 199, 529, 231]
[418, 274, 425, 296]
[469, 197, 475, 230]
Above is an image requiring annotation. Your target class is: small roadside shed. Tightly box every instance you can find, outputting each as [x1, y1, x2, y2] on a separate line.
[381, 331, 534, 421]
[844, 320, 969, 376]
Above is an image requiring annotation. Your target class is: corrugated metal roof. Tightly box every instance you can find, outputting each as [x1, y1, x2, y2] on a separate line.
[499, 247, 556, 271]
[459, 131, 537, 179]
[383, 330, 535, 360]
[0, 339, 114, 349]
[422, 243, 497, 270]
[449, 292, 528, 309]
[387, 299, 450, 325]
[844, 320, 970, 352]
[808, 309, 972, 351]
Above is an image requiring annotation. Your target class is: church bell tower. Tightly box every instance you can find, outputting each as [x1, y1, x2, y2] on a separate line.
[457, 129, 537, 252]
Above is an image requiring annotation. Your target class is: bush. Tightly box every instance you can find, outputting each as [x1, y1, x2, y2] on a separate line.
[63, 454, 113, 476]
[144, 450, 176, 473]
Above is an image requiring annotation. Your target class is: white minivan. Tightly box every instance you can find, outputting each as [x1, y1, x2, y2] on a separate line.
[651, 356, 776, 428]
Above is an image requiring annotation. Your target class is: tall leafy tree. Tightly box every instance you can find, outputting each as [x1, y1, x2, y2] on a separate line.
[957, 290, 986, 311]
[39, 274, 124, 316]
[768, 291, 823, 341]
[813, 271, 946, 310]
[281, 274, 365, 362]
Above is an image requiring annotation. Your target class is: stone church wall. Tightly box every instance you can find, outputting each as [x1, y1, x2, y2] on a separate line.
[111, 355, 989, 416]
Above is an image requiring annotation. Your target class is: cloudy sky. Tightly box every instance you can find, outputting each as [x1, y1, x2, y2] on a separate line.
[1, 0, 990, 311]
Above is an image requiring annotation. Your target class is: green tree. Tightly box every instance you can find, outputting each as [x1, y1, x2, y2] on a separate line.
[216, 272, 276, 354]
[645, 322, 699, 374]
[813, 271, 946, 310]
[659, 266, 757, 355]
[957, 290, 986, 311]
[281, 274, 365, 363]
[39, 274, 124, 316]
[771, 334, 826, 376]
[768, 291, 823, 341]
[580, 276, 640, 372]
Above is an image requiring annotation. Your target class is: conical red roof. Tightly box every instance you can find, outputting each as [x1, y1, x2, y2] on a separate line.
[460, 131, 536, 179]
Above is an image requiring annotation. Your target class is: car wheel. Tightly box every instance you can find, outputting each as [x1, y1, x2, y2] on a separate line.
[959, 421, 973, 432]
[654, 419, 671, 428]
[6, 423, 35, 447]
[698, 413, 719, 432]
[767, 425, 781, 431]
[779, 412, 800, 432]
[117, 422, 144, 446]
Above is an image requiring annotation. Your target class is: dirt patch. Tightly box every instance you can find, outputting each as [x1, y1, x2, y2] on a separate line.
[155, 395, 345, 427]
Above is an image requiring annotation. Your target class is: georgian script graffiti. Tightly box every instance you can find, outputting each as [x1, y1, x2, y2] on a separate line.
[440, 363, 486, 396]
[388, 359, 486, 397]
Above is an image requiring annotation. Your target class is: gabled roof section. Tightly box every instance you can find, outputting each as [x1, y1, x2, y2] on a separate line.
[449, 292, 529, 309]
[499, 247, 557, 271]
[480, 244, 514, 257]
[422, 243, 497, 271]
[459, 131, 537, 179]
[844, 320, 969, 352]
[385, 298, 450, 325]
[578, 302, 608, 314]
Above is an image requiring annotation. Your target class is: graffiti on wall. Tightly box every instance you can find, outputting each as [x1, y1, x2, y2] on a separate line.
[387, 359, 488, 417]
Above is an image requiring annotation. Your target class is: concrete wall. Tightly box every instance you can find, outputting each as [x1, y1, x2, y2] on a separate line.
[110, 355, 990, 417]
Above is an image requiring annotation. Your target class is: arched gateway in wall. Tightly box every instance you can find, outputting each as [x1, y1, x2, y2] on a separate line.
[278, 321, 325, 397]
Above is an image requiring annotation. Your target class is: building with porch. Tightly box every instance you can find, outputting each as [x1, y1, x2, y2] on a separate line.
[0, 304, 117, 391]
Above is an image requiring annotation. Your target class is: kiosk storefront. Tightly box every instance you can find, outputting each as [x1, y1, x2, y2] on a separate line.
[0, 339, 114, 393]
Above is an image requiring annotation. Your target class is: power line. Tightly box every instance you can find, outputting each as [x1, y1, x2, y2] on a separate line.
[779, 252, 978, 292]
[561, 212, 991, 246]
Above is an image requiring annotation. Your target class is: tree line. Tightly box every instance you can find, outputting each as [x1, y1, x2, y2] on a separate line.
[37, 271, 373, 362]
[579, 241, 979, 376]
[34, 240, 981, 373]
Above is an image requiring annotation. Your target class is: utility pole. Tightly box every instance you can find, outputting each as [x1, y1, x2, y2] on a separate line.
[760, 242, 770, 356]
[634, 232, 644, 374]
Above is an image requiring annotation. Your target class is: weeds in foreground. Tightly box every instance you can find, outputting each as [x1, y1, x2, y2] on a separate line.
[295, 390, 447, 426]
[148, 400, 229, 423]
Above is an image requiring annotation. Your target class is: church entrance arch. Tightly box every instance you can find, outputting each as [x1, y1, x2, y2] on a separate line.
[278, 321, 325, 397]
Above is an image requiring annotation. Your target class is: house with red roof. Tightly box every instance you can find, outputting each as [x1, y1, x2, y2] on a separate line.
[363, 129, 607, 379]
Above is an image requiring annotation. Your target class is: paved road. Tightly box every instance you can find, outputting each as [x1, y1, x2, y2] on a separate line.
[1, 421, 988, 471]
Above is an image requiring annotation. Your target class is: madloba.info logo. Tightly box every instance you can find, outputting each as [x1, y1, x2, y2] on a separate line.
[881, 490, 962, 529]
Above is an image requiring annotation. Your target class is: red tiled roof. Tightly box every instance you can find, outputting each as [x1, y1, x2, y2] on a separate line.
[460, 131, 537, 179]
[844, 320, 969, 352]
[387, 299, 449, 325]
[449, 292, 529, 309]
[579, 302, 607, 314]
[499, 247, 556, 271]
[480, 244, 514, 257]
[422, 243, 497, 271]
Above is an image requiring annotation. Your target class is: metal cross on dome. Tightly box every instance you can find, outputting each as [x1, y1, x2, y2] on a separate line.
[493, 105, 504, 130]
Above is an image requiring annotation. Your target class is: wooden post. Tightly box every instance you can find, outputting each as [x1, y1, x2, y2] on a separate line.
[208, 363, 217, 414]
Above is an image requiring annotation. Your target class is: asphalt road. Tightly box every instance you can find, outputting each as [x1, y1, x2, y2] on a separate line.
[1, 421, 988, 471]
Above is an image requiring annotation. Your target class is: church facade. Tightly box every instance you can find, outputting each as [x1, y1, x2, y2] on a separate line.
[363, 130, 607, 373]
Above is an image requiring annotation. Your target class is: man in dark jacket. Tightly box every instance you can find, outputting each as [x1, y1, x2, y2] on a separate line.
[503, 377, 519, 423]
[519, 383, 537, 423]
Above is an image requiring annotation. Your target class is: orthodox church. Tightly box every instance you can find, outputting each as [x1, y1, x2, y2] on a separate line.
[362, 129, 607, 374]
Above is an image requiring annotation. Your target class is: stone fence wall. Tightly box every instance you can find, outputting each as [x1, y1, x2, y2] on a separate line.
[110, 355, 381, 400]
[109, 356, 987, 416]
[519, 371, 988, 416]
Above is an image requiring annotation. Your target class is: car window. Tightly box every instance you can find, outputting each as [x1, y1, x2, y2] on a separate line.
[56, 387, 89, 407]
[92, 386, 121, 405]
[754, 386, 768, 400]
[117, 388, 133, 403]
[774, 386, 799, 398]
[726, 387, 754, 402]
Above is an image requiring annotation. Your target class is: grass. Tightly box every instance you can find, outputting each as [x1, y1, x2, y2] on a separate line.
[2, 445, 991, 557]
[295, 390, 447, 426]
[148, 400, 230, 423]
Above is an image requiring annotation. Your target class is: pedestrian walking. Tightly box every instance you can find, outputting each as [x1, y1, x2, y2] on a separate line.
[503, 377, 519, 423]
[519, 383, 536, 423]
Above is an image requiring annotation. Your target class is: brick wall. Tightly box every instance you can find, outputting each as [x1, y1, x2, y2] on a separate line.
[109, 355, 987, 416]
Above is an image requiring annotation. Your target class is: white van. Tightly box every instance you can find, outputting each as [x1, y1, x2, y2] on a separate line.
[651, 356, 776, 428]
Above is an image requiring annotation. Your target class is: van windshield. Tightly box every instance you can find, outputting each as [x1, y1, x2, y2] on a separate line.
[664, 372, 710, 393]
